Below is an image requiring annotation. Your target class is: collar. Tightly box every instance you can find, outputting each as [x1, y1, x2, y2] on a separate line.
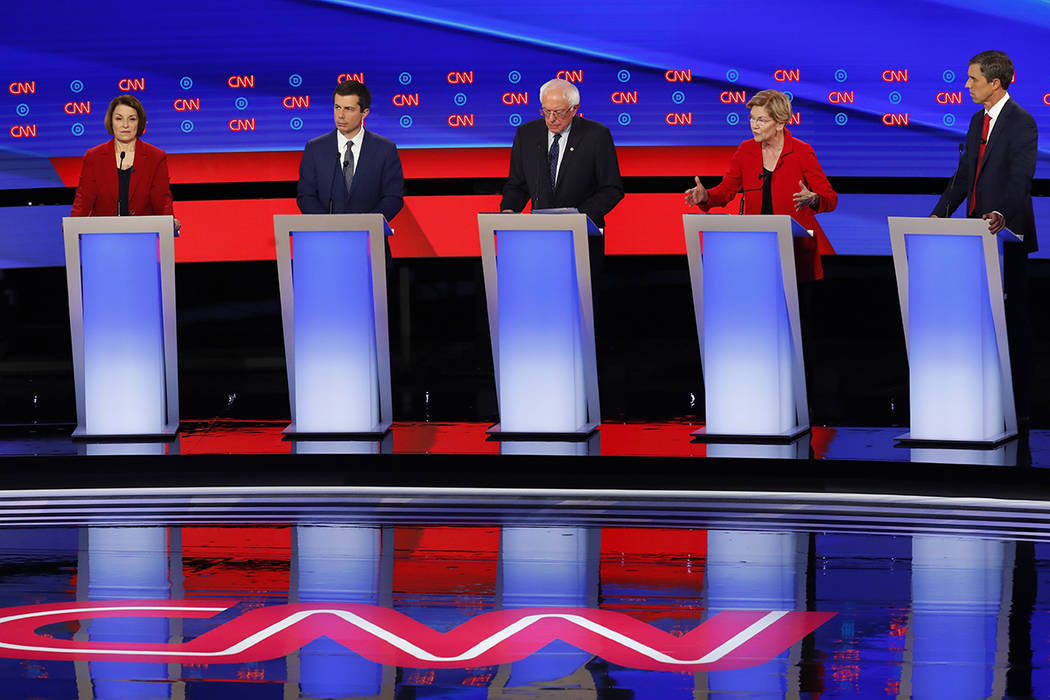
[337, 128, 364, 153]
[986, 92, 1010, 121]
[549, 123, 571, 144]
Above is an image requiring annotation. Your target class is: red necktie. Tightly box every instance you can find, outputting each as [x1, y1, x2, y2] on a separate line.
[968, 113, 991, 215]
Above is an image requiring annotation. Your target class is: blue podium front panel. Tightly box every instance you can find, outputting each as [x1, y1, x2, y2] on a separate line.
[906, 234, 1002, 441]
[703, 230, 794, 436]
[291, 230, 379, 433]
[80, 233, 166, 436]
[496, 229, 586, 433]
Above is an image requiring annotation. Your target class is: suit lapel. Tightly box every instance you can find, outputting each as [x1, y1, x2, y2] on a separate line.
[981, 99, 1012, 163]
[557, 118, 585, 192]
[128, 142, 145, 206]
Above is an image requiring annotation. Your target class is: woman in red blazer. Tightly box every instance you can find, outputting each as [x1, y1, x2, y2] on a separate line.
[684, 89, 836, 282]
[71, 94, 174, 219]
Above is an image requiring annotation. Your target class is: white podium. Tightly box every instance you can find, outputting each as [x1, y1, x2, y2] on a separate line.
[63, 215, 179, 438]
[275, 214, 393, 437]
[478, 213, 601, 437]
[684, 214, 811, 441]
[888, 216, 1019, 445]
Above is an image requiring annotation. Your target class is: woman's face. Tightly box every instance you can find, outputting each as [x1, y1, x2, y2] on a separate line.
[112, 105, 139, 144]
[749, 104, 782, 143]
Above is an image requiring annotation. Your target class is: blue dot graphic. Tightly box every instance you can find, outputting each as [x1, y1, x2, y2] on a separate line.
[671, 90, 686, 105]
[235, 97, 248, 110]
[289, 117, 303, 130]
[889, 90, 902, 104]
[180, 120, 195, 133]
[834, 69, 848, 83]
[726, 69, 739, 82]
[784, 91, 794, 102]
[398, 72, 413, 86]
[509, 114, 523, 126]
[508, 70, 522, 84]
[942, 69, 956, 83]
[71, 123, 85, 136]
[400, 115, 413, 128]
[617, 113, 632, 126]
[454, 92, 467, 106]
[726, 113, 740, 126]
[835, 112, 849, 126]
[70, 80, 84, 93]
[288, 74, 302, 88]
[180, 76, 193, 90]
[617, 70, 631, 83]
[942, 113, 956, 127]
[15, 104, 28, 117]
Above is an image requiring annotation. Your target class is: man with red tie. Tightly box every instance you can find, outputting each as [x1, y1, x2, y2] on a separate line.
[933, 50, 1038, 430]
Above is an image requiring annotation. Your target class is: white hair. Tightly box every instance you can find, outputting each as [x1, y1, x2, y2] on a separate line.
[539, 78, 580, 107]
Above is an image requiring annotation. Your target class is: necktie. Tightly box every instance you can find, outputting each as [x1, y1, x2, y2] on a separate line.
[343, 143, 355, 194]
[968, 113, 991, 215]
[548, 133, 561, 191]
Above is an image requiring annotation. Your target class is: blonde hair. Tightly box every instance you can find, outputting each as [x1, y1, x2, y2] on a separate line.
[746, 89, 792, 124]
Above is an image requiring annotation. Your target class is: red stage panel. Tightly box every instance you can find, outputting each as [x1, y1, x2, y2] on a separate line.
[181, 526, 291, 596]
[50, 146, 738, 186]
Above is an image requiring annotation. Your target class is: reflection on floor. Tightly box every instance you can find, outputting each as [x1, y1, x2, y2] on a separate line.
[0, 519, 1046, 698]
[2, 420, 1049, 466]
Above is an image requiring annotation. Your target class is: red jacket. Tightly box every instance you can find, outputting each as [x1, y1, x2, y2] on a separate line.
[699, 128, 836, 282]
[71, 139, 174, 217]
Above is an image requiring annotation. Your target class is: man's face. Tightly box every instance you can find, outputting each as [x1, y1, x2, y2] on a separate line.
[334, 93, 369, 137]
[541, 90, 577, 134]
[965, 63, 999, 106]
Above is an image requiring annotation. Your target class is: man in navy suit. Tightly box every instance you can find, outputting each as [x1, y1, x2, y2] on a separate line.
[500, 79, 623, 229]
[297, 80, 404, 221]
[933, 50, 1038, 429]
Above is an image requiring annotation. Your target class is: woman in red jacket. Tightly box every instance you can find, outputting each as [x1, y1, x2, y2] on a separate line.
[71, 95, 175, 220]
[684, 89, 836, 283]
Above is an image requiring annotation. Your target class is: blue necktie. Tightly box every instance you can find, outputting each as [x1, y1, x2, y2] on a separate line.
[548, 133, 561, 191]
[343, 143, 355, 193]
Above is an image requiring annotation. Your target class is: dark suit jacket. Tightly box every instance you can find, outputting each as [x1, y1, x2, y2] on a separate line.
[71, 139, 173, 217]
[297, 128, 404, 221]
[933, 97, 1038, 253]
[500, 115, 624, 228]
[698, 129, 837, 283]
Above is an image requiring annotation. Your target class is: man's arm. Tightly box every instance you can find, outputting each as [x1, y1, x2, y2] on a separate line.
[296, 144, 327, 214]
[574, 125, 624, 223]
[998, 109, 1038, 224]
[376, 144, 405, 221]
[500, 126, 530, 212]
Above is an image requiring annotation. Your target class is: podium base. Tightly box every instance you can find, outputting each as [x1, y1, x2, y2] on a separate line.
[71, 423, 178, 441]
[486, 422, 599, 441]
[894, 430, 1018, 448]
[691, 424, 810, 444]
[283, 421, 392, 440]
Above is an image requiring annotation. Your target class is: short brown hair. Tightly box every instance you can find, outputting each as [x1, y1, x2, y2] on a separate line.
[334, 80, 371, 111]
[746, 89, 792, 124]
[969, 50, 1014, 90]
[104, 94, 146, 137]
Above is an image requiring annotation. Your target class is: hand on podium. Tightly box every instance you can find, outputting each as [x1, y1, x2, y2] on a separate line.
[982, 211, 1005, 234]
[684, 176, 708, 206]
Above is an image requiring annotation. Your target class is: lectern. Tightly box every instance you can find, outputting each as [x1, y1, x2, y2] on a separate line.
[888, 216, 1018, 445]
[684, 214, 811, 441]
[478, 213, 600, 437]
[275, 214, 392, 436]
[63, 215, 179, 438]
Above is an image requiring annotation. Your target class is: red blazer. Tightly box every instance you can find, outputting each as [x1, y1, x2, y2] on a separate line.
[699, 128, 837, 282]
[71, 139, 174, 217]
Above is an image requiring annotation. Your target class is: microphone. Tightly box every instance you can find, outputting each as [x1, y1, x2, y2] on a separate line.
[941, 143, 965, 218]
[119, 150, 125, 169]
[738, 170, 768, 216]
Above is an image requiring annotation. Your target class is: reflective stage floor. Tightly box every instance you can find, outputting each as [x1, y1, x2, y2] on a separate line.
[0, 422, 1049, 698]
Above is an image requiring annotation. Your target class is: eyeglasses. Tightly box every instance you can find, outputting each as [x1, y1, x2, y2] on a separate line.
[541, 106, 576, 119]
[749, 116, 774, 125]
